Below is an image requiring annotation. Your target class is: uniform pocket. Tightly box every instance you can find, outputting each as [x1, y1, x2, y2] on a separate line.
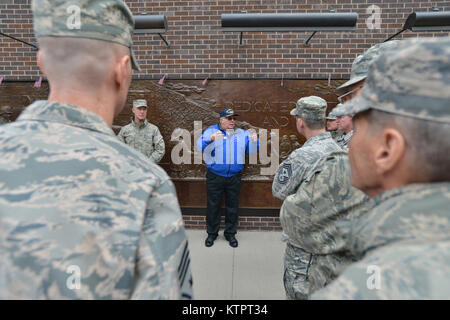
[123, 133, 134, 144]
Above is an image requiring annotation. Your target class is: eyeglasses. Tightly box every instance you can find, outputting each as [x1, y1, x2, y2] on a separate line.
[226, 117, 236, 121]
[337, 84, 364, 103]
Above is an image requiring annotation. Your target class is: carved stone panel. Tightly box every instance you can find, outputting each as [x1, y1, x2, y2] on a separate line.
[114, 79, 343, 181]
[1, 79, 344, 209]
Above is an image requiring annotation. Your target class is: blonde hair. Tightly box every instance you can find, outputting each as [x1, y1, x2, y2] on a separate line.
[38, 37, 130, 91]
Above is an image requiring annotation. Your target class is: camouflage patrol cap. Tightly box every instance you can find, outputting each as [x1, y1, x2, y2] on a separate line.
[336, 40, 402, 92]
[290, 96, 327, 121]
[332, 103, 351, 117]
[326, 107, 339, 120]
[133, 99, 148, 108]
[32, 0, 141, 72]
[337, 37, 450, 124]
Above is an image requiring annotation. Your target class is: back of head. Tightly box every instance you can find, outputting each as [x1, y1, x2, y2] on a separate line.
[38, 37, 129, 91]
[33, 0, 140, 91]
[32, 0, 139, 68]
[291, 96, 327, 130]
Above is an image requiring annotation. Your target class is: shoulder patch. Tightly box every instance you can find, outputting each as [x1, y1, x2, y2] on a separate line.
[277, 162, 292, 185]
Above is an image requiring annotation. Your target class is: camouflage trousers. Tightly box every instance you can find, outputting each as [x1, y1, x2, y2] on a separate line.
[283, 243, 313, 300]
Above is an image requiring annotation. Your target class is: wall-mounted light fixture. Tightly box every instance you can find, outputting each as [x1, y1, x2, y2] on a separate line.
[221, 12, 358, 45]
[134, 14, 170, 47]
[0, 31, 38, 50]
[384, 11, 450, 41]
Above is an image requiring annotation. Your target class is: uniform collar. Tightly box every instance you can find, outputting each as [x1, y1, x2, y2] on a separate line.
[132, 118, 148, 128]
[303, 131, 331, 147]
[371, 182, 450, 207]
[17, 100, 115, 136]
[343, 130, 353, 142]
[348, 182, 450, 254]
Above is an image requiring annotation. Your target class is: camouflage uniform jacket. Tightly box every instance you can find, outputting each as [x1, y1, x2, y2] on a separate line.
[311, 182, 450, 299]
[280, 151, 368, 293]
[335, 130, 353, 151]
[118, 119, 165, 163]
[272, 132, 342, 200]
[330, 130, 344, 141]
[0, 100, 193, 299]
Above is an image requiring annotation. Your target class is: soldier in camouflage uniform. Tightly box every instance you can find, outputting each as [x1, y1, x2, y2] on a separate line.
[273, 97, 341, 201]
[334, 103, 353, 151]
[118, 99, 165, 163]
[334, 40, 403, 151]
[272, 96, 367, 299]
[325, 108, 343, 140]
[0, 0, 193, 299]
[0, 105, 12, 125]
[336, 40, 402, 102]
[311, 37, 450, 299]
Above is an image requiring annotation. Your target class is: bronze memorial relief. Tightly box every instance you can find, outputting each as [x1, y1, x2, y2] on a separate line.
[117, 79, 343, 210]
[0, 79, 343, 210]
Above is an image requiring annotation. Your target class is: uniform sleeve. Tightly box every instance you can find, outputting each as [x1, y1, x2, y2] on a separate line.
[130, 178, 194, 300]
[150, 127, 165, 163]
[272, 151, 307, 200]
[311, 240, 450, 300]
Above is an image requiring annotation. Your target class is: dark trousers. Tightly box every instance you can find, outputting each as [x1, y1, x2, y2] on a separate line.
[206, 170, 242, 237]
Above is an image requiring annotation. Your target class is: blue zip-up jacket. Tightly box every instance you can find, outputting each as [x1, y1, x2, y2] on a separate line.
[196, 124, 259, 177]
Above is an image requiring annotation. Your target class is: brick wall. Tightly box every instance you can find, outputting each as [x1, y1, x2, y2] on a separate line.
[183, 215, 282, 231]
[1, 0, 449, 81]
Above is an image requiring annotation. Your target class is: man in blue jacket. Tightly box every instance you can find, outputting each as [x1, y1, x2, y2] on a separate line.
[197, 108, 259, 248]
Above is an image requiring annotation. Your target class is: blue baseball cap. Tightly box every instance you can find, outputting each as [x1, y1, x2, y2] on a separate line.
[219, 108, 239, 118]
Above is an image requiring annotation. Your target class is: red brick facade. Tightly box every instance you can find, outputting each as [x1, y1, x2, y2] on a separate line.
[183, 215, 282, 231]
[1, 0, 449, 81]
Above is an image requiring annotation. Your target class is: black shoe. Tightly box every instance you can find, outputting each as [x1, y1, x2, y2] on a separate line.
[205, 234, 217, 247]
[225, 235, 238, 248]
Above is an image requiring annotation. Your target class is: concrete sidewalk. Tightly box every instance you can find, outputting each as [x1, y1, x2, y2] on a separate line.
[185, 229, 286, 300]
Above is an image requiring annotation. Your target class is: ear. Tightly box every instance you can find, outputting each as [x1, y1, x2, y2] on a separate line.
[374, 128, 406, 175]
[113, 54, 131, 89]
[36, 51, 47, 77]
